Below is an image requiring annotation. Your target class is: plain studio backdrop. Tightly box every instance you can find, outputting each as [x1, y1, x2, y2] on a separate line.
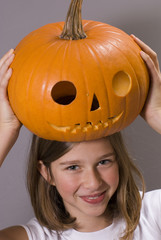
[0, 0, 161, 229]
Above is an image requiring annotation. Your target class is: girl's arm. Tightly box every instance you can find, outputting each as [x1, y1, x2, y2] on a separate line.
[0, 50, 28, 239]
[131, 35, 161, 134]
[0, 49, 21, 166]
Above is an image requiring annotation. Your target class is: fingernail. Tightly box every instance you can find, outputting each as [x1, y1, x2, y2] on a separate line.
[9, 49, 14, 54]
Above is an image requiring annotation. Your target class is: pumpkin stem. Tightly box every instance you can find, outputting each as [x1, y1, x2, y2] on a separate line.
[60, 0, 86, 40]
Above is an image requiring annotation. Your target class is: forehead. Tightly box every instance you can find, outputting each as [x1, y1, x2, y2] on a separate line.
[55, 138, 114, 163]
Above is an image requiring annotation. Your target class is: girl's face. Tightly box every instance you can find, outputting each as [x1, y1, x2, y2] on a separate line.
[50, 138, 119, 225]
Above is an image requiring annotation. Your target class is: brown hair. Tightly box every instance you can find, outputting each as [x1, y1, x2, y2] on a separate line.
[27, 132, 145, 239]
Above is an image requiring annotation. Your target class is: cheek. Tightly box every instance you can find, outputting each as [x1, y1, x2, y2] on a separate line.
[53, 172, 80, 198]
[103, 164, 119, 188]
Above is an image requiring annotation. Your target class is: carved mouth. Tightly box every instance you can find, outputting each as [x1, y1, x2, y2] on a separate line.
[48, 112, 123, 133]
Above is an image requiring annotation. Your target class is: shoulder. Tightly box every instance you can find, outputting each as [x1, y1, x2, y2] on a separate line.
[140, 189, 161, 226]
[0, 226, 28, 240]
[133, 190, 161, 238]
[0, 218, 59, 240]
[21, 218, 59, 240]
[142, 189, 161, 206]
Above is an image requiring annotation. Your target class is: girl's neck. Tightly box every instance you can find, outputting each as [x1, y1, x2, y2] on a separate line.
[74, 214, 113, 233]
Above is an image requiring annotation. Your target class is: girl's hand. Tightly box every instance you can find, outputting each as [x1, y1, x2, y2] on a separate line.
[0, 49, 21, 166]
[0, 49, 21, 131]
[131, 35, 161, 134]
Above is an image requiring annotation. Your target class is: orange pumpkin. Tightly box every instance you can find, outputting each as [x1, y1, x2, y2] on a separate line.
[8, 0, 149, 142]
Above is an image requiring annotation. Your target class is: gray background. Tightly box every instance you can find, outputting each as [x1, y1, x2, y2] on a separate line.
[0, 0, 161, 229]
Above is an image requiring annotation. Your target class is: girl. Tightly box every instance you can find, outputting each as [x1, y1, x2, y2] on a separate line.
[0, 35, 161, 240]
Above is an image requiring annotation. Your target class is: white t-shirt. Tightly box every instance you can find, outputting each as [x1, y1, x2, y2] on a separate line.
[22, 190, 161, 240]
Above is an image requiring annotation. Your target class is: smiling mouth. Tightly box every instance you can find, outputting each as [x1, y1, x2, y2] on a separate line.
[80, 191, 106, 204]
[48, 112, 123, 133]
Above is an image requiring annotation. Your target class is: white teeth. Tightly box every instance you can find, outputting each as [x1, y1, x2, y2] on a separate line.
[87, 195, 101, 200]
[87, 196, 99, 200]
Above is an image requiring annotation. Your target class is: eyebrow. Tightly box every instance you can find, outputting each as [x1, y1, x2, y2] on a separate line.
[99, 152, 116, 159]
[59, 152, 115, 166]
[60, 160, 82, 166]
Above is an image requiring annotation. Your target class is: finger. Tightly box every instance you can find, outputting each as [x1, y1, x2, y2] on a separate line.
[131, 34, 160, 72]
[0, 68, 12, 100]
[0, 49, 14, 69]
[140, 51, 160, 83]
[0, 53, 15, 82]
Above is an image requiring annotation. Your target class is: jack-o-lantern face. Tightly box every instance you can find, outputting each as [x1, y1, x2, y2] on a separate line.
[8, 20, 149, 141]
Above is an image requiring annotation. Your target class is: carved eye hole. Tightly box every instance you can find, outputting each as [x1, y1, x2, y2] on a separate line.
[51, 81, 77, 105]
[112, 71, 131, 97]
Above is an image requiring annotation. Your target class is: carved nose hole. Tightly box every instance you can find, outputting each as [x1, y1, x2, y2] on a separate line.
[90, 94, 100, 111]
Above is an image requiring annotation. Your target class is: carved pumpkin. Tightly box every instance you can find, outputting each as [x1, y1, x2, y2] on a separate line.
[8, 0, 149, 142]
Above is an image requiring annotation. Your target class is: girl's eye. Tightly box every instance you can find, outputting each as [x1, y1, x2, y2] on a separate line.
[98, 159, 111, 166]
[66, 165, 79, 171]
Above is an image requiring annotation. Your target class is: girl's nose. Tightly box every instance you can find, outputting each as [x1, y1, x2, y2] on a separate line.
[83, 168, 102, 191]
